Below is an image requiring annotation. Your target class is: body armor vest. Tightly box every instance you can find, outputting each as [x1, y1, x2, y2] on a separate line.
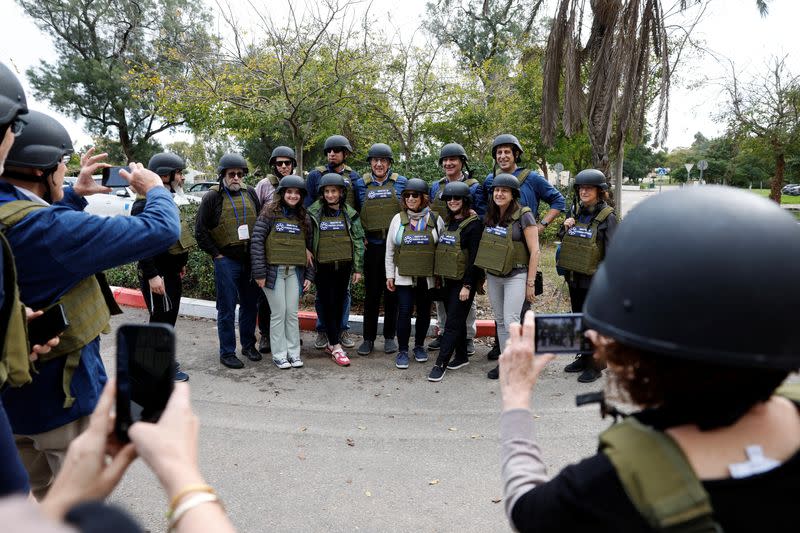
[316, 166, 357, 208]
[168, 204, 197, 255]
[395, 211, 439, 277]
[316, 211, 353, 264]
[0, 230, 32, 388]
[434, 215, 478, 280]
[430, 177, 479, 214]
[557, 205, 614, 276]
[360, 173, 400, 234]
[266, 173, 279, 187]
[266, 215, 307, 266]
[474, 207, 532, 276]
[208, 185, 258, 249]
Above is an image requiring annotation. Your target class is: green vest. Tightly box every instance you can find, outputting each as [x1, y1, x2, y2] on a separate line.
[0, 230, 33, 388]
[474, 207, 532, 276]
[208, 185, 258, 250]
[557, 205, 614, 276]
[316, 165, 357, 208]
[316, 211, 353, 264]
[430, 177, 479, 214]
[434, 215, 478, 280]
[167, 204, 197, 255]
[515, 168, 531, 185]
[360, 173, 400, 235]
[266, 173, 279, 187]
[395, 211, 439, 277]
[266, 215, 307, 267]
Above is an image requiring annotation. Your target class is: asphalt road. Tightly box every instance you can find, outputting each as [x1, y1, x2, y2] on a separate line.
[104, 308, 610, 533]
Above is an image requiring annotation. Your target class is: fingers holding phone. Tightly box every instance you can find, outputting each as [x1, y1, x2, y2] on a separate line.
[120, 162, 163, 196]
[27, 304, 68, 360]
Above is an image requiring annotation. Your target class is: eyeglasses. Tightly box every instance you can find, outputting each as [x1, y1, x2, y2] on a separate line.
[442, 196, 462, 202]
[275, 160, 293, 167]
[370, 157, 390, 165]
[10, 116, 27, 137]
[325, 147, 344, 154]
[226, 171, 245, 178]
[403, 192, 421, 199]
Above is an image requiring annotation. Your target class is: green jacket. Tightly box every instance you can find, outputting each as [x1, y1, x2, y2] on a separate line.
[308, 200, 365, 273]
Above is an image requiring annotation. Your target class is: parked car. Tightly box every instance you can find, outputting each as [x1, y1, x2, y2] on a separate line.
[784, 185, 800, 196]
[186, 181, 218, 198]
[63, 176, 198, 217]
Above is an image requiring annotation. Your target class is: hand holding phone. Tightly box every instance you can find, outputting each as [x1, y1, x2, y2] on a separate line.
[534, 313, 594, 355]
[101, 165, 130, 188]
[28, 304, 69, 347]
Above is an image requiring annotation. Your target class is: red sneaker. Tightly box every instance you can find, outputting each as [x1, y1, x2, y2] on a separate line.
[331, 347, 350, 366]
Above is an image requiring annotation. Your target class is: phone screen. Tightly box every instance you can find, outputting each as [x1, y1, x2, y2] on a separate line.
[27, 304, 69, 346]
[534, 313, 594, 354]
[102, 166, 129, 188]
[115, 324, 175, 442]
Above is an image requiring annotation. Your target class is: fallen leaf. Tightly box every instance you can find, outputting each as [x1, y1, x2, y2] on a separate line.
[491, 497, 502, 504]
[429, 479, 440, 485]
[297, 452, 306, 461]
[299, 427, 307, 432]
[357, 425, 366, 430]
[448, 427, 458, 432]
[346, 438, 355, 447]
[533, 415, 541, 419]
[365, 491, 372, 497]
[470, 434, 482, 439]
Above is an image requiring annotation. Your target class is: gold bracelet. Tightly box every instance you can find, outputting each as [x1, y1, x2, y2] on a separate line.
[167, 493, 221, 531]
[168, 484, 215, 515]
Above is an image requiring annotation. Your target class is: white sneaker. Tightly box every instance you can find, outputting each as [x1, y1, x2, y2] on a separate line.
[273, 358, 291, 369]
[288, 355, 304, 368]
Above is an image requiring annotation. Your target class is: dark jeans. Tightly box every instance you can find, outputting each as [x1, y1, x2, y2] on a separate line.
[396, 278, 430, 352]
[139, 269, 182, 327]
[257, 291, 271, 337]
[214, 256, 259, 356]
[316, 262, 352, 346]
[315, 280, 350, 332]
[363, 242, 397, 341]
[435, 280, 476, 367]
[568, 284, 593, 358]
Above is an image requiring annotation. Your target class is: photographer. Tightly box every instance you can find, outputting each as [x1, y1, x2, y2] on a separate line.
[499, 187, 799, 532]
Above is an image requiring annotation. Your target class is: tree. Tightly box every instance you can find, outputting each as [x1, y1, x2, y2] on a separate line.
[18, 0, 212, 160]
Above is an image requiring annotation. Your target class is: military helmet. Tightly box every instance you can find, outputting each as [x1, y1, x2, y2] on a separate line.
[276, 174, 306, 197]
[404, 178, 429, 195]
[4, 110, 73, 173]
[584, 187, 800, 370]
[318, 172, 347, 200]
[438, 143, 468, 165]
[366, 143, 393, 162]
[491, 134, 523, 162]
[490, 173, 521, 198]
[217, 153, 248, 176]
[323, 135, 353, 154]
[0, 62, 27, 126]
[148, 152, 185, 177]
[441, 180, 471, 199]
[269, 146, 296, 166]
[574, 168, 609, 190]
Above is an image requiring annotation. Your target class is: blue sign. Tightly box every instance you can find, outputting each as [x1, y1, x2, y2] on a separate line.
[403, 234, 431, 245]
[367, 188, 394, 200]
[275, 222, 301, 234]
[439, 234, 456, 245]
[568, 227, 593, 239]
[320, 220, 346, 231]
[486, 226, 508, 237]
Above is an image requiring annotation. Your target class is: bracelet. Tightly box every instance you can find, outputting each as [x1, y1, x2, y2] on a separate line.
[169, 484, 215, 513]
[167, 493, 221, 531]
[526, 281, 535, 287]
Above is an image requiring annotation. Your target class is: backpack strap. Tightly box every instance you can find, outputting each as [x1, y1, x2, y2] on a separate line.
[516, 168, 531, 185]
[594, 205, 615, 223]
[0, 200, 45, 230]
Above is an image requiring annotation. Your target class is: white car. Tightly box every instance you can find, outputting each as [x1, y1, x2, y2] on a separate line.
[63, 177, 199, 217]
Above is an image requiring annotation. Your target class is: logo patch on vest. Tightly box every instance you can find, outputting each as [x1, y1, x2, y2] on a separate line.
[320, 220, 346, 231]
[486, 226, 508, 237]
[275, 222, 301, 234]
[367, 188, 394, 200]
[567, 227, 593, 238]
[403, 234, 431, 246]
[439, 234, 456, 245]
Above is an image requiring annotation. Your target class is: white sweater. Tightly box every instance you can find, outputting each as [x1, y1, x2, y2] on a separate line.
[384, 211, 445, 286]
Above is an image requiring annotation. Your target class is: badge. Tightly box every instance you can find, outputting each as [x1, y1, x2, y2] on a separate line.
[367, 188, 394, 200]
[320, 220, 346, 231]
[238, 224, 250, 240]
[403, 234, 431, 245]
[568, 227, 593, 239]
[486, 226, 508, 237]
[439, 234, 456, 245]
[275, 222, 301, 234]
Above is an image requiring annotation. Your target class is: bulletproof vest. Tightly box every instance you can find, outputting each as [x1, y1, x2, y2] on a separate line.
[266, 215, 307, 267]
[360, 173, 400, 235]
[430, 177, 479, 214]
[557, 205, 614, 276]
[167, 204, 197, 255]
[316, 165, 357, 208]
[316, 210, 353, 264]
[266, 173, 279, 187]
[515, 168, 531, 185]
[208, 185, 258, 250]
[0, 231, 33, 388]
[395, 211, 439, 278]
[434, 215, 478, 280]
[474, 207, 532, 276]
[0, 200, 115, 407]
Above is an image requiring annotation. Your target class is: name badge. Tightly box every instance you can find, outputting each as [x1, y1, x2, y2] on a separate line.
[568, 227, 593, 239]
[367, 188, 394, 200]
[439, 234, 456, 245]
[486, 226, 508, 237]
[403, 234, 431, 245]
[275, 222, 301, 234]
[320, 220, 346, 231]
[238, 224, 250, 240]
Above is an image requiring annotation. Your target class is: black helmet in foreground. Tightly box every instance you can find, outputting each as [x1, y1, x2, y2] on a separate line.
[4, 110, 73, 174]
[574, 168, 609, 190]
[438, 143, 468, 165]
[584, 186, 800, 370]
[217, 153, 248, 176]
[269, 146, 296, 166]
[442, 180, 471, 199]
[0, 62, 27, 126]
[490, 173, 521, 197]
[148, 152, 185, 176]
[323, 135, 353, 154]
[404, 178, 429, 195]
[491, 134, 523, 161]
[366, 143, 394, 162]
[276, 174, 306, 196]
[318, 172, 348, 203]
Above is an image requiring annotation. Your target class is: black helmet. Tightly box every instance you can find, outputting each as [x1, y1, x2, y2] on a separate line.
[438, 143, 468, 165]
[217, 153, 248, 176]
[490, 173, 520, 197]
[318, 172, 348, 202]
[404, 178, 429, 195]
[366, 143, 393, 162]
[574, 168, 609, 190]
[4, 110, 73, 173]
[584, 186, 800, 370]
[269, 146, 296, 166]
[276, 174, 306, 197]
[0, 62, 27, 126]
[323, 135, 353, 154]
[442, 180, 470, 199]
[148, 152, 185, 176]
[491, 134, 523, 161]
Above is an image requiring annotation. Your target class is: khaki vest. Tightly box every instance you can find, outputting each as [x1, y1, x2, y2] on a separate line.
[395, 211, 438, 278]
[316, 211, 353, 264]
[360, 173, 400, 235]
[557, 206, 614, 276]
[316, 166, 357, 208]
[266, 173, 279, 187]
[515, 168, 531, 185]
[474, 207, 531, 276]
[434, 215, 478, 280]
[266, 215, 307, 267]
[208, 185, 258, 249]
[0, 230, 33, 388]
[167, 205, 197, 255]
[430, 177, 479, 214]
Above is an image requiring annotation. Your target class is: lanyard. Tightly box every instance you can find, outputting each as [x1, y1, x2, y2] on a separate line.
[223, 187, 247, 226]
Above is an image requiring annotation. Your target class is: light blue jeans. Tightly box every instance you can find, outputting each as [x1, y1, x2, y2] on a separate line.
[486, 271, 527, 349]
[263, 266, 301, 361]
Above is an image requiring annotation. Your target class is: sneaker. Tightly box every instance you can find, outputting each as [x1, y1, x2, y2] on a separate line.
[413, 346, 428, 363]
[395, 351, 409, 369]
[174, 369, 190, 382]
[340, 331, 356, 349]
[427, 336, 442, 350]
[220, 354, 244, 369]
[288, 355, 304, 368]
[428, 365, 446, 382]
[242, 345, 262, 362]
[487, 365, 499, 380]
[314, 332, 328, 349]
[273, 357, 291, 369]
[446, 357, 469, 370]
[466, 338, 475, 356]
[383, 338, 398, 354]
[331, 347, 350, 366]
[357, 340, 374, 356]
[578, 366, 604, 383]
[258, 336, 271, 354]
[564, 354, 589, 373]
[486, 343, 501, 361]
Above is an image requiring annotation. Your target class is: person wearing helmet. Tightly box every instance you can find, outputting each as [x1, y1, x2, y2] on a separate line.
[306, 135, 364, 351]
[130, 152, 195, 382]
[254, 145, 298, 355]
[308, 173, 364, 366]
[484, 134, 566, 364]
[428, 142, 485, 356]
[195, 153, 262, 369]
[427, 181, 484, 382]
[385, 178, 445, 370]
[0, 110, 179, 498]
[475, 174, 539, 379]
[499, 187, 800, 533]
[251, 175, 314, 370]
[556, 168, 617, 383]
[356, 143, 407, 357]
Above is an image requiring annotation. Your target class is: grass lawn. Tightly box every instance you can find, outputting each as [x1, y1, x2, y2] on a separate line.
[750, 189, 800, 205]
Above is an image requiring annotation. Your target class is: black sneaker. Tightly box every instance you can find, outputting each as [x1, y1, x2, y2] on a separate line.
[357, 340, 374, 356]
[446, 357, 469, 370]
[258, 335, 271, 354]
[428, 365, 446, 382]
[578, 366, 604, 383]
[220, 354, 244, 369]
[174, 369, 190, 382]
[487, 365, 499, 380]
[486, 343, 501, 361]
[242, 345, 262, 362]
[428, 335, 442, 350]
[564, 354, 589, 373]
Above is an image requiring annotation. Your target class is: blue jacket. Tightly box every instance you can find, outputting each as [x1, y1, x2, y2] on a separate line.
[484, 167, 566, 214]
[362, 172, 408, 245]
[0, 183, 179, 435]
[429, 175, 487, 216]
[304, 163, 365, 211]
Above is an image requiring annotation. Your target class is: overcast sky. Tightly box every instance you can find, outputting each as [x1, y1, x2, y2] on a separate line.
[2, 0, 798, 153]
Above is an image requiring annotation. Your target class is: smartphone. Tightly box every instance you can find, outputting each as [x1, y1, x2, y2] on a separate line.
[534, 313, 594, 354]
[114, 324, 176, 442]
[27, 304, 69, 346]
[101, 166, 129, 187]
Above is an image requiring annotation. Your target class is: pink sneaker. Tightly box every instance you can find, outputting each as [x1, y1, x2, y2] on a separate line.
[331, 347, 350, 366]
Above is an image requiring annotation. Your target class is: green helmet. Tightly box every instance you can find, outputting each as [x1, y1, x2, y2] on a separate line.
[404, 178, 429, 195]
[323, 135, 353, 153]
[269, 146, 296, 166]
[0, 62, 27, 126]
[574, 168, 609, 190]
[366, 143, 393, 162]
[4, 110, 73, 176]
[217, 153, 248, 177]
[490, 173, 521, 198]
[276, 174, 306, 197]
[491, 134, 523, 162]
[438, 143, 468, 165]
[148, 152, 185, 177]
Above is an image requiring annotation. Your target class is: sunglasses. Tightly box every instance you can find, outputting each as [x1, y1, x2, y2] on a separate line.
[275, 160, 293, 167]
[403, 192, 421, 199]
[325, 147, 344, 154]
[442, 196, 462, 202]
[226, 171, 245, 178]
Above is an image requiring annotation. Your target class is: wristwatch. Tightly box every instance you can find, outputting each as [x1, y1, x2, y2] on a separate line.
[540, 220, 550, 227]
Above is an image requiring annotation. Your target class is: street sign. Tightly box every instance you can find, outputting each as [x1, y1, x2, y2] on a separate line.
[553, 162, 564, 173]
[684, 163, 694, 181]
[697, 160, 708, 170]
[656, 167, 667, 176]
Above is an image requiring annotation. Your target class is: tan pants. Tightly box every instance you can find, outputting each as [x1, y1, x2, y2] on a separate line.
[14, 416, 90, 500]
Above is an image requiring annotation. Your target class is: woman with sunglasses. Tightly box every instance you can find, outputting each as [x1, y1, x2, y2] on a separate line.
[385, 178, 445, 370]
[427, 181, 484, 382]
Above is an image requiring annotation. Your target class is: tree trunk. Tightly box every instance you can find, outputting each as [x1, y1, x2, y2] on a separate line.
[771, 149, 784, 204]
[612, 144, 624, 213]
